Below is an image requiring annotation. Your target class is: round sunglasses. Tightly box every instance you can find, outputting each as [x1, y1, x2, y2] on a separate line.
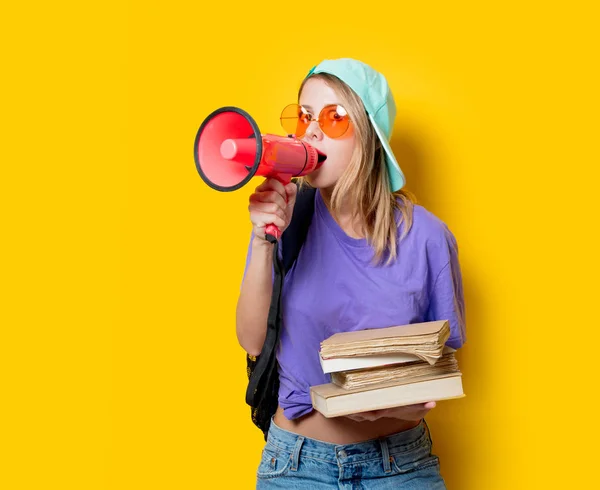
[280, 103, 351, 139]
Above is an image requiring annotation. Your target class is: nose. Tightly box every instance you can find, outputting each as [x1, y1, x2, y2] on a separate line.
[304, 120, 324, 141]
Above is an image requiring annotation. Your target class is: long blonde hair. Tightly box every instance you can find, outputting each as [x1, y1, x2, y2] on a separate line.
[298, 73, 416, 265]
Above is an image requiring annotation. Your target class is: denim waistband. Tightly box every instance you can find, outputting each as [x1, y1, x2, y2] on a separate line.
[267, 417, 431, 465]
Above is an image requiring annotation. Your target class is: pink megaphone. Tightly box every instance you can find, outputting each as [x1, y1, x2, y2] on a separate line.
[194, 106, 325, 242]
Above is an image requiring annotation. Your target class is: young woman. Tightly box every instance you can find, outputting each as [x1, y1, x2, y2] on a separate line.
[237, 58, 466, 488]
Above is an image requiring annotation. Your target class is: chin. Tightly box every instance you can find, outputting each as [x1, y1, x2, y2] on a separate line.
[306, 169, 337, 189]
[306, 176, 328, 189]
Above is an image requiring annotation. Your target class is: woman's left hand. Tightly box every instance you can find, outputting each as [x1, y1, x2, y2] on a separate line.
[345, 401, 436, 422]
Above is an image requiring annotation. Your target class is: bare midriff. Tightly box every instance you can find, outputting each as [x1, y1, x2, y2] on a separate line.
[273, 406, 420, 445]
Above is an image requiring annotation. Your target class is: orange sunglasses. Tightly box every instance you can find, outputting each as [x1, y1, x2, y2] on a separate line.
[280, 103, 351, 139]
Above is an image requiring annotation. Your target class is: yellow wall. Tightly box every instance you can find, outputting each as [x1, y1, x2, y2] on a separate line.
[3, 1, 598, 488]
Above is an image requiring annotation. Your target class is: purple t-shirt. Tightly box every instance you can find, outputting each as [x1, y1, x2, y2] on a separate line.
[243, 190, 466, 420]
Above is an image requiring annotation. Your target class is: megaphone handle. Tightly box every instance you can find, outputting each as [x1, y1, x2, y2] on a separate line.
[265, 224, 281, 243]
[264, 174, 292, 243]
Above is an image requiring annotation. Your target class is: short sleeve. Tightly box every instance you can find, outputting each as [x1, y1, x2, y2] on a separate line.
[426, 227, 467, 349]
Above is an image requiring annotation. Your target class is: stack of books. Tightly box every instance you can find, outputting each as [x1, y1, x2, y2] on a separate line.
[310, 320, 465, 418]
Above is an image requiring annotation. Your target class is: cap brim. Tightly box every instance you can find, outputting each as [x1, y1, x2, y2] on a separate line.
[369, 114, 405, 192]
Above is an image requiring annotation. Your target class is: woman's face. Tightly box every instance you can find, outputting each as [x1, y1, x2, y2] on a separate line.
[298, 77, 356, 190]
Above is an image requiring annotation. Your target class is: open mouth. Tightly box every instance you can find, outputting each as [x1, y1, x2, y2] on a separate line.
[317, 150, 327, 164]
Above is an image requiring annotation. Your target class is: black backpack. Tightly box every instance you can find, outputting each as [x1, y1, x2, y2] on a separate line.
[245, 183, 317, 440]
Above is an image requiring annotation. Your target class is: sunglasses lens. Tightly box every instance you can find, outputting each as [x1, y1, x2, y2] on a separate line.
[280, 104, 308, 137]
[280, 104, 350, 138]
[321, 105, 349, 138]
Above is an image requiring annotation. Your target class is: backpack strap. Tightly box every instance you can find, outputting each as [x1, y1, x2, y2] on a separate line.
[282, 184, 317, 273]
[245, 183, 317, 434]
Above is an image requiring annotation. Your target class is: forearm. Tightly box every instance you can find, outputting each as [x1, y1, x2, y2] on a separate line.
[236, 238, 274, 357]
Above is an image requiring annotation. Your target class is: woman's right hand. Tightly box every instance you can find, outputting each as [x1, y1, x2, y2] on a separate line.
[248, 178, 298, 241]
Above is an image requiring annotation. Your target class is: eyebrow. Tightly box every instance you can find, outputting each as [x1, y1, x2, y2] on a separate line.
[301, 103, 338, 112]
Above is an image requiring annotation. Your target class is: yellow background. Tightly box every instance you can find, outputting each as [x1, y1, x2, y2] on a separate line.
[2, 1, 599, 488]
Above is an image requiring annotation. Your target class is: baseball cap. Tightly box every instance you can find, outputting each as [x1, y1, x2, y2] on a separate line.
[306, 58, 405, 192]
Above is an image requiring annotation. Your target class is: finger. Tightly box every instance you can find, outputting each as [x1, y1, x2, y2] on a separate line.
[284, 184, 298, 214]
[360, 413, 380, 422]
[284, 182, 298, 203]
[372, 409, 392, 418]
[249, 203, 286, 222]
[408, 404, 435, 419]
[411, 402, 435, 412]
[380, 405, 431, 421]
[359, 410, 378, 417]
[249, 190, 287, 210]
[250, 212, 286, 230]
[256, 178, 287, 199]
[403, 402, 432, 412]
[346, 414, 365, 422]
[353, 411, 380, 422]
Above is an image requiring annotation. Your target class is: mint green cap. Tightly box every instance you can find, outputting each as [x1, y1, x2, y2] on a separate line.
[306, 58, 405, 192]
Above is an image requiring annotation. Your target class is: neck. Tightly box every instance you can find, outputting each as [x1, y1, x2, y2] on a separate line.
[319, 187, 364, 239]
[320, 186, 352, 215]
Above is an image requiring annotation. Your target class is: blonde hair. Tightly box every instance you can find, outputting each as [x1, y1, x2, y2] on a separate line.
[298, 73, 416, 265]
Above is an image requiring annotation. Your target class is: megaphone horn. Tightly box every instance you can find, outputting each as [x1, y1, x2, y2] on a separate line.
[194, 106, 325, 241]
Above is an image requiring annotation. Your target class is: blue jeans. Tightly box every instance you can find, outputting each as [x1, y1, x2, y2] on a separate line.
[256, 417, 447, 489]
